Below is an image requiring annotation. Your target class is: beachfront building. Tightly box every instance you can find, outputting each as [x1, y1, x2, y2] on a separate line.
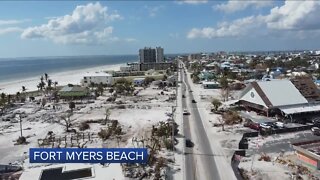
[156, 47, 164, 63]
[59, 85, 89, 99]
[81, 72, 113, 87]
[126, 62, 174, 71]
[120, 65, 134, 72]
[139, 47, 156, 63]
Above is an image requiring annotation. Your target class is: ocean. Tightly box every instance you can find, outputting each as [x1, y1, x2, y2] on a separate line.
[0, 55, 138, 83]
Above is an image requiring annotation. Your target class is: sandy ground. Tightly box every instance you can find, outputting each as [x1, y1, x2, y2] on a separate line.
[0, 63, 124, 94]
[0, 79, 176, 179]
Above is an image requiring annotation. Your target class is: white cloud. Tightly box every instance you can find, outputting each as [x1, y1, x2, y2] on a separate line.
[21, 2, 122, 45]
[265, 1, 320, 30]
[215, 1, 273, 13]
[144, 5, 164, 17]
[187, 16, 264, 39]
[0, 27, 23, 35]
[176, 0, 207, 5]
[0, 19, 30, 26]
[189, 1, 320, 39]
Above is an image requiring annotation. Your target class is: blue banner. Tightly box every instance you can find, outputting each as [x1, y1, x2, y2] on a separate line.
[29, 148, 148, 163]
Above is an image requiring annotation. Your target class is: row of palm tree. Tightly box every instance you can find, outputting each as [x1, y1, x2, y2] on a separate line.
[37, 73, 58, 92]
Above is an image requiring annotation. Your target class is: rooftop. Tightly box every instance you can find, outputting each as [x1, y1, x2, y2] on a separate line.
[83, 72, 112, 77]
[256, 80, 308, 107]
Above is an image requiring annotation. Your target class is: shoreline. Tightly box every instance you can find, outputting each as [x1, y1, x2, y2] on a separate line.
[0, 63, 125, 94]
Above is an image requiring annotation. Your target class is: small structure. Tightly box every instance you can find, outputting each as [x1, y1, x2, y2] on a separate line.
[120, 65, 133, 72]
[133, 78, 145, 86]
[292, 140, 320, 170]
[198, 70, 215, 81]
[81, 72, 113, 87]
[202, 81, 219, 89]
[59, 85, 88, 99]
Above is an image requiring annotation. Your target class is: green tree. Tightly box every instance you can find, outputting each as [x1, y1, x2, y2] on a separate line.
[211, 98, 222, 111]
[192, 74, 200, 83]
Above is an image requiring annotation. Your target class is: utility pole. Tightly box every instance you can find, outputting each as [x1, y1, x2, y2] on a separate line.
[19, 114, 23, 137]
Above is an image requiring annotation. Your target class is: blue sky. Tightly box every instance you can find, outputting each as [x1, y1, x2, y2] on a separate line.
[0, 0, 320, 58]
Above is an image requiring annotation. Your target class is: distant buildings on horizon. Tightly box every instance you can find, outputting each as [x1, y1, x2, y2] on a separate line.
[139, 47, 164, 63]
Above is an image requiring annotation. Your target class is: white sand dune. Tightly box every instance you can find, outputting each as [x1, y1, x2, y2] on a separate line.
[0, 63, 124, 94]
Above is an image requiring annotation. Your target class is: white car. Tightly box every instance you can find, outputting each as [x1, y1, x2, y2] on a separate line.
[311, 127, 320, 135]
[274, 121, 285, 128]
[183, 109, 190, 115]
[260, 123, 271, 129]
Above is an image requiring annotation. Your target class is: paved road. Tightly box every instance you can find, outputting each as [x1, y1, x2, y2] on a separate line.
[179, 61, 221, 180]
[180, 66, 197, 180]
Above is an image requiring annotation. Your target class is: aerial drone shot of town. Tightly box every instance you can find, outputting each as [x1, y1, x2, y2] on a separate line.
[1, 0, 320, 180]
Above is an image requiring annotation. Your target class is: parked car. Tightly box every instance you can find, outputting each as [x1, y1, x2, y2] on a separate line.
[260, 123, 272, 129]
[274, 121, 285, 128]
[182, 95, 186, 98]
[183, 109, 190, 115]
[264, 122, 277, 128]
[249, 123, 260, 131]
[312, 119, 320, 126]
[311, 127, 320, 136]
[191, 99, 197, 103]
[185, 139, 194, 148]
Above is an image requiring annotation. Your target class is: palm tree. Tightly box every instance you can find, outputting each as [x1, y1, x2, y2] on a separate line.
[69, 102, 75, 112]
[97, 83, 104, 96]
[7, 95, 12, 104]
[54, 81, 58, 89]
[47, 79, 52, 88]
[16, 92, 21, 101]
[0, 93, 6, 105]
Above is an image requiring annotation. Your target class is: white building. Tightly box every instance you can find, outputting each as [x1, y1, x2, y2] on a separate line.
[120, 65, 133, 72]
[81, 72, 113, 86]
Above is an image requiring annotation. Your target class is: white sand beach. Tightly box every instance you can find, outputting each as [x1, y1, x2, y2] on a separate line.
[0, 63, 124, 94]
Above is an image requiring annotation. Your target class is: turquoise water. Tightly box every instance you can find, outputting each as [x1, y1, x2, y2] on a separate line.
[0, 55, 138, 83]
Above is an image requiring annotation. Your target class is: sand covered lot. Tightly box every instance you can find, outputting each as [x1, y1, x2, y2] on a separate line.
[0, 84, 177, 179]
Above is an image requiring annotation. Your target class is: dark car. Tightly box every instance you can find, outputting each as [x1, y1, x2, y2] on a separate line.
[185, 139, 194, 148]
[264, 122, 277, 129]
[182, 95, 186, 98]
[191, 99, 196, 103]
[249, 123, 260, 131]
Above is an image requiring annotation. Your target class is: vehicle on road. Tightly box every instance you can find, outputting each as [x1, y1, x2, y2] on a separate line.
[260, 123, 272, 129]
[183, 109, 190, 115]
[185, 139, 194, 148]
[311, 127, 320, 136]
[182, 95, 185, 98]
[189, 89, 193, 92]
[191, 99, 197, 103]
[274, 121, 285, 128]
